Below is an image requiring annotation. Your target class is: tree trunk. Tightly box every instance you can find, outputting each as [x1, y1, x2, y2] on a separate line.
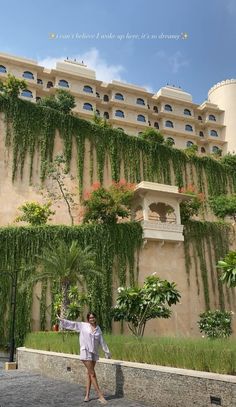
[60, 281, 70, 319]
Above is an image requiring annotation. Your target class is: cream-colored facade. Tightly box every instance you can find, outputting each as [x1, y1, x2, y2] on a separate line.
[0, 52, 233, 155]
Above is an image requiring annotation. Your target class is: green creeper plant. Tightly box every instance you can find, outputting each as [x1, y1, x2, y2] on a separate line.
[220, 153, 236, 172]
[15, 201, 55, 226]
[39, 89, 76, 114]
[184, 144, 198, 157]
[165, 138, 175, 147]
[112, 273, 181, 337]
[217, 251, 236, 287]
[198, 310, 233, 339]
[0, 73, 27, 98]
[209, 194, 236, 222]
[140, 128, 164, 144]
[92, 111, 111, 128]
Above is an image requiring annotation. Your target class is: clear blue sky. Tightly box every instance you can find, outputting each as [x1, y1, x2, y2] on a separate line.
[0, 0, 235, 103]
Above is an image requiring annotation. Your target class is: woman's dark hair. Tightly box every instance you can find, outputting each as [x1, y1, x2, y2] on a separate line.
[87, 312, 97, 321]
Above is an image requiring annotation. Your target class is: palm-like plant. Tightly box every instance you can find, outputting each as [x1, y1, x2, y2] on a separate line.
[217, 251, 236, 287]
[32, 240, 100, 318]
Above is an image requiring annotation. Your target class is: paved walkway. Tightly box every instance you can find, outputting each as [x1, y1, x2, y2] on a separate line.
[0, 370, 152, 407]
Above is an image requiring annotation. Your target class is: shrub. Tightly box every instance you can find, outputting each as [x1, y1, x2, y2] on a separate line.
[179, 185, 204, 222]
[15, 201, 55, 226]
[198, 310, 233, 339]
[83, 180, 135, 224]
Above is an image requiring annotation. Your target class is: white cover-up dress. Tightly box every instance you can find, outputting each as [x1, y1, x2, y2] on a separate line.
[60, 318, 111, 361]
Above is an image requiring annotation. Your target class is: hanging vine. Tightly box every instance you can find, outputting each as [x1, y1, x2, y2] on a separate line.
[184, 220, 232, 310]
[0, 222, 142, 348]
[0, 96, 235, 199]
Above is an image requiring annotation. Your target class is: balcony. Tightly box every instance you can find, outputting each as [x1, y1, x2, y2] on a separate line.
[132, 181, 190, 243]
[141, 220, 184, 242]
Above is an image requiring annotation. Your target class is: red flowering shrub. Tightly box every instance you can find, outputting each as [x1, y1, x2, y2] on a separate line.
[83, 180, 135, 224]
[179, 184, 205, 222]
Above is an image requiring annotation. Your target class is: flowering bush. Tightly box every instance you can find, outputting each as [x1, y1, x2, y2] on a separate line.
[83, 180, 135, 224]
[112, 273, 181, 337]
[179, 184, 204, 222]
[15, 201, 55, 226]
[198, 310, 233, 339]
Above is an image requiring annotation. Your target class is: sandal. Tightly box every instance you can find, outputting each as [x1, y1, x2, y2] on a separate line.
[98, 398, 108, 405]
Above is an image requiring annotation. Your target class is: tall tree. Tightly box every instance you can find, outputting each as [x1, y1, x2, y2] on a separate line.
[30, 240, 100, 318]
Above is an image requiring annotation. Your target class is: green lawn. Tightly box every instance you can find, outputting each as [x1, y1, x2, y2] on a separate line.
[24, 332, 236, 375]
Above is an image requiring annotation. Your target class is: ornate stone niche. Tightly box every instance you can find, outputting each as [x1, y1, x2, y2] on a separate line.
[132, 181, 190, 242]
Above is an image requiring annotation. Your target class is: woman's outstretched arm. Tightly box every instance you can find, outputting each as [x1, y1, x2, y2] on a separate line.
[57, 316, 82, 332]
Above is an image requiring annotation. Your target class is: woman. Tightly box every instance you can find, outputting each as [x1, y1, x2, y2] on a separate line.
[58, 312, 111, 404]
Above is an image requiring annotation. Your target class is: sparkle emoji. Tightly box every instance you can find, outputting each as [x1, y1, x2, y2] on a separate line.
[181, 32, 188, 40]
[49, 33, 57, 40]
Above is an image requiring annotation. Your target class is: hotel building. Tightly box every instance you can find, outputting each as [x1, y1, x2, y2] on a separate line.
[1, 52, 236, 154]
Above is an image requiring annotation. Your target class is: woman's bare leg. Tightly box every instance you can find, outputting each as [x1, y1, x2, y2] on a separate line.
[84, 370, 91, 401]
[82, 361, 107, 403]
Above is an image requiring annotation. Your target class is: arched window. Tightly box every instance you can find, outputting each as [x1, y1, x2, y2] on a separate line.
[148, 202, 176, 224]
[184, 108, 191, 116]
[186, 140, 194, 147]
[209, 114, 216, 121]
[201, 147, 206, 153]
[198, 115, 202, 121]
[104, 112, 109, 119]
[103, 95, 109, 102]
[96, 92, 100, 98]
[164, 104, 172, 112]
[199, 131, 204, 137]
[115, 110, 124, 118]
[136, 98, 145, 105]
[115, 93, 124, 101]
[83, 102, 93, 111]
[153, 106, 158, 113]
[212, 146, 220, 154]
[23, 71, 34, 80]
[166, 137, 175, 145]
[36, 96, 41, 102]
[137, 114, 146, 122]
[83, 85, 93, 93]
[37, 78, 43, 85]
[96, 109, 100, 116]
[165, 120, 174, 128]
[154, 122, 159, 129]
[47, 81, 53, 88]
[117, 128, 124, 132]
[58, 79, 69, 88]
[0, 65, 7, 73]
[210, 130, 218, 137]
[21, 89, 33, 98]
[185, 124, 193, 132]
[138, 132, 143, 136]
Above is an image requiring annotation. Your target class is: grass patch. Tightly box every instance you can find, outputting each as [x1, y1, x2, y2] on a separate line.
[24, 332, 236, 375]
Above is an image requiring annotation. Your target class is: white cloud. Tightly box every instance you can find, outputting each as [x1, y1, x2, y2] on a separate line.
[141, 84, 154, 93]
[38, 48, 125, 83]
[156, 50, 189, 74]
